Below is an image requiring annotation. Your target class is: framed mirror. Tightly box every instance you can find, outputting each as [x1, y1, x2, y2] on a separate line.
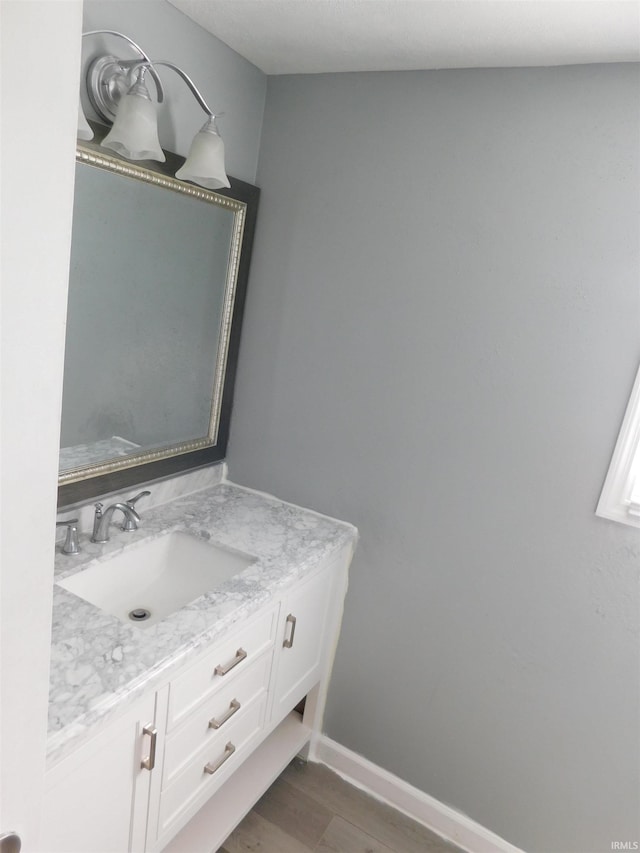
[58, 133, 259, 506]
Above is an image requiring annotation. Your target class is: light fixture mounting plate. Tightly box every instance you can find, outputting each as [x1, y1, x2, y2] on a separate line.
[87, 55, 132, 123]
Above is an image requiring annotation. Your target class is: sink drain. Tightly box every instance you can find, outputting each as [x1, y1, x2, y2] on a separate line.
[128, 608, 151, 622]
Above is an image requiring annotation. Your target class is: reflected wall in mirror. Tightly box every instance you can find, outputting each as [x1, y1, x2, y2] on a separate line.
[58, 136, 259, 506]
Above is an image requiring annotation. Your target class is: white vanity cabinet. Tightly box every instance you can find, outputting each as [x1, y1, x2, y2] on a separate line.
[147, 604, 280, 850]
[41, 544, 351, 853]
[39, 692, 158, 853]
[269, 563, 335, 726]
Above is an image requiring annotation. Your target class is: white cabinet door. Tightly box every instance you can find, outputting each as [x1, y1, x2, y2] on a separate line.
[271, 567, 333, 725]
[39, 692, 158, 853]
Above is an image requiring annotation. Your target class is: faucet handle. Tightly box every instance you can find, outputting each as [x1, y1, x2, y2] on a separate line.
[92, 502, 104, 541]
[126, 490, 151, 509]
[56, 518, 80, 555]
[122, 490, 150, 531]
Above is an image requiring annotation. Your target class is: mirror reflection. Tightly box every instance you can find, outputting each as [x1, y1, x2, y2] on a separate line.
[59, 146, 246, 487]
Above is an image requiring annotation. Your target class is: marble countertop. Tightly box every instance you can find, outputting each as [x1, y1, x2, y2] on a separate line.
[59, 435, 139, 472]
[49, 481, 357, 766]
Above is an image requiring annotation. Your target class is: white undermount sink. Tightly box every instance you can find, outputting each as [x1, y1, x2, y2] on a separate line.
[57, 532, 255, 627]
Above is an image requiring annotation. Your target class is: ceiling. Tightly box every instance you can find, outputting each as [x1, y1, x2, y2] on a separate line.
[168, 0, 640, 75]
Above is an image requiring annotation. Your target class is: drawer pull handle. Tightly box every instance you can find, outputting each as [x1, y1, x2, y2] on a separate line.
[141, 724, 157, 771]
[214, 648, 247, 676]
[283, 613, 297, 648]
[209, 698, 241, 730]
[204, 742, 236, 775]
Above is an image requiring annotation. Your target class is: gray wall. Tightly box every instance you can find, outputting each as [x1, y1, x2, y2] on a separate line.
[228, 65, 640, 852]
[82, 0, 266, 182]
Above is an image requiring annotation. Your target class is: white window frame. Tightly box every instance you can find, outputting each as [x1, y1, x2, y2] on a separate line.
[597, 362, 640, 528]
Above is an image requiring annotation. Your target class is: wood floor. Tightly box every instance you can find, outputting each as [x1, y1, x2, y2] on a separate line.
[219, 759, 463, 853]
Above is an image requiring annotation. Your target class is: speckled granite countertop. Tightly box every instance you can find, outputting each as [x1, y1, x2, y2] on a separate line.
[49, 482, 357, 766]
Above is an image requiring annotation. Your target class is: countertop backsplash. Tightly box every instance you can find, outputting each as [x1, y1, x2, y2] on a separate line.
[55, 461, 227, 540]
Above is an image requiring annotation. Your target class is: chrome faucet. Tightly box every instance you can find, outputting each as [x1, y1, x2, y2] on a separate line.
[91, 502, 141, 544]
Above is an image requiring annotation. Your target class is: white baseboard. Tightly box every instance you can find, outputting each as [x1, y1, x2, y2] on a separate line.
[312, 736, 525, 853]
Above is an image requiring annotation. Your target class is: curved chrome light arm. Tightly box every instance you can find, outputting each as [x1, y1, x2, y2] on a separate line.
[80, 31, 229, 187]
[124, 60, 215, 117]
[82, 30, 164, 103]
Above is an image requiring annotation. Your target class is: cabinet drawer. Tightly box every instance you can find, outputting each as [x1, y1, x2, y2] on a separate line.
[168, 605, 277, 730]
[163, 650, 271, 786]
[158, 692, 266, 835]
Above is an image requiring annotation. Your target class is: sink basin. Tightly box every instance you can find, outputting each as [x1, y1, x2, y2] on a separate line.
[57, 532, 255, 627]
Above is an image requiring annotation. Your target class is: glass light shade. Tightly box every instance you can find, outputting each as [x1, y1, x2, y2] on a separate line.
[77, 102, 94, 141]
[176, 119, 230, 189]
[101, 92, 165, 162]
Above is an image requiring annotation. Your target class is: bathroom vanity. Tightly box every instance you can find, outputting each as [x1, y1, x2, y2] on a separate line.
[41, 78, 356, 853]
[42, 482, 357, 853]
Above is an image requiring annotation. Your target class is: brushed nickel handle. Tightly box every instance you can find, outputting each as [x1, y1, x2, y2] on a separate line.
[208, 698, 241, 730]
[55, 519, 80, 555]
[126, 490, 151, 508]
[0, 833, 21, 853]
[204, 742, 235, 775]
[283, 613, 297, 648]
[123, 490, 151, 531]
[214, 648, 247, 676]
[141, 724, 157, 770]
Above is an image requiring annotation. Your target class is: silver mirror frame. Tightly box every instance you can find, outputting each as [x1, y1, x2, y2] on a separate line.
[58, 131, 259, 507]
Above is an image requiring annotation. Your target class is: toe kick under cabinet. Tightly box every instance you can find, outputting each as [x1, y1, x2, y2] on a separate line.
[39, 546, 350, 853]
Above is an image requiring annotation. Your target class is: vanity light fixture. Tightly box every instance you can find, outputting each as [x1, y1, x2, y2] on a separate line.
[79, 30, 230, 190]
[77, 102, 94, 141]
